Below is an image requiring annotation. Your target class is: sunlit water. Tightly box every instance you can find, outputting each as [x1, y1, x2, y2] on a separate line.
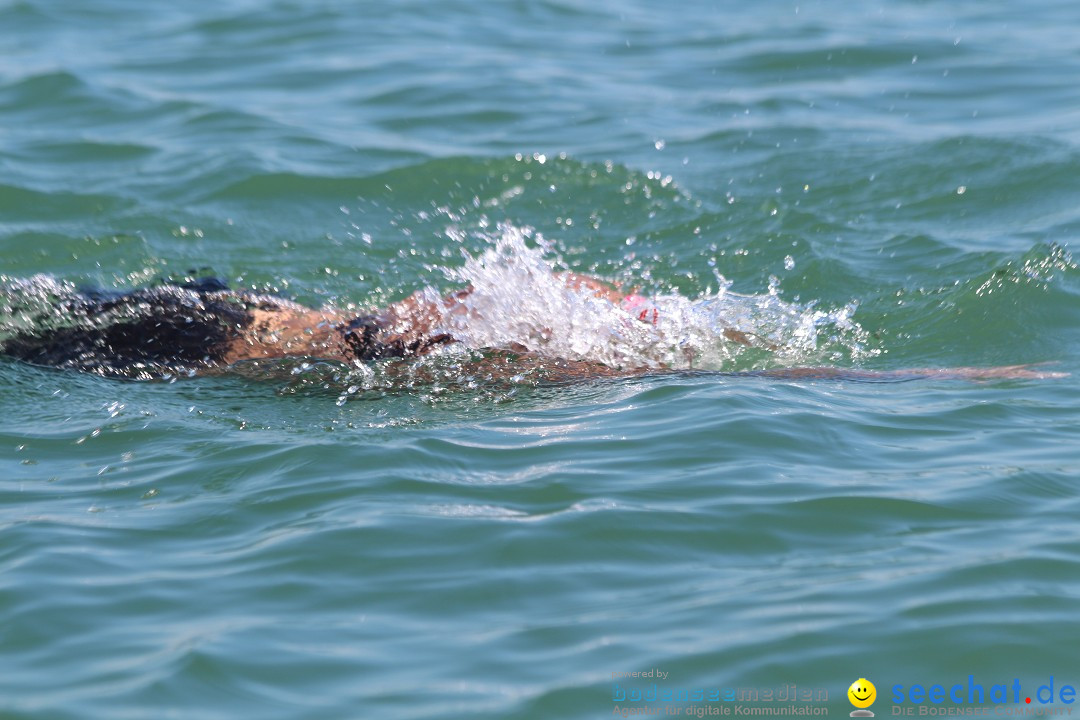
[2, 1, 1080, 719]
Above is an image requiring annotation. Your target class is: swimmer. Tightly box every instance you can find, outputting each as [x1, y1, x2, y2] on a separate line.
[0, 273, 638, 378]
[0, 272, 1064, 382]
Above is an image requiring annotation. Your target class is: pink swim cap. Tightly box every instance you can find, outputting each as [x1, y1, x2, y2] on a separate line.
[620, 294, 659, 325]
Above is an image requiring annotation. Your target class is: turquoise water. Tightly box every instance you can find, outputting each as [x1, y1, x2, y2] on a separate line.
[2, 1, 1080, 718]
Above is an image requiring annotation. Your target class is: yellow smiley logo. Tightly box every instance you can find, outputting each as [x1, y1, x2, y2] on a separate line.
[848, 678, 876, 713]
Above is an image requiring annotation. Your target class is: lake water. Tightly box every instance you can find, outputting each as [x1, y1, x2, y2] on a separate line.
[1, 1, 1079, 718]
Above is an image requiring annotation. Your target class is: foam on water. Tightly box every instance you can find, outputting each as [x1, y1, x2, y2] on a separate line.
[0, 273, 82, 336]
[429, 224, 874, 372]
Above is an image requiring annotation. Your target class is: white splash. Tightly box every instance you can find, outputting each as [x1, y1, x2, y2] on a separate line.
[429, 224, 868, 371]
[0, 273, 81, 336]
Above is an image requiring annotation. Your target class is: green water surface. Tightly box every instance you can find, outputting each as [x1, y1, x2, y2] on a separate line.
[1, 1, 1079, 718]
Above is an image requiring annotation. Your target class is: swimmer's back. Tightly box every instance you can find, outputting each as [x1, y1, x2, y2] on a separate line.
[0, 278, 266, 377]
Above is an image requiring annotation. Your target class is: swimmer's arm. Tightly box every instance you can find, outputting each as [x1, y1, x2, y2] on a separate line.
[740, 365, 1067, 381]
[558, 272, 625, 304]
[558, 274, 761, 347]
[223, 307, 353, 364]
[370, 274, 623, 340]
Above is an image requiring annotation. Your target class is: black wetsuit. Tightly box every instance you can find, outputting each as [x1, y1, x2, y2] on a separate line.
[0, 278, 269, 377]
